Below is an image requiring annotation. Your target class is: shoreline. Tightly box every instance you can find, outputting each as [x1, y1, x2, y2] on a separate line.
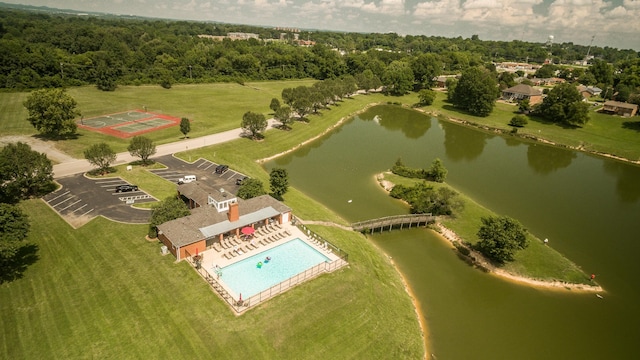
[375, 172, 604, 293]
[412, 107, 640, 167]
[256, 102, 382, 164]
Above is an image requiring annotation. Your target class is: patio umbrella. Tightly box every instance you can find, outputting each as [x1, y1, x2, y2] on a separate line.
[241, 227, 255, 235]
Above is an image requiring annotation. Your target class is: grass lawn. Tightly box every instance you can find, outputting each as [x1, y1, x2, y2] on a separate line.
[425, 92, 640, 162]
[0, 87, 426, 360]
[382, 173, 589, 284]
[0, 200, 424, 359]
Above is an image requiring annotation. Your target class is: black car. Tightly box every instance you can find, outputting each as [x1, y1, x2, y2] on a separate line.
[235, 176, 247, 185]
[115, 184, 138, 193]
[215, 164, 229, 174]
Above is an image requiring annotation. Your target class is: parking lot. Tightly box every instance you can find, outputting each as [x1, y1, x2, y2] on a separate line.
[44, 155, 249, 227]
[150, 155, 248, 194]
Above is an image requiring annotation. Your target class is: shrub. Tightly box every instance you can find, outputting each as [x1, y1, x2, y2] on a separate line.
[509, 115, 529, 127]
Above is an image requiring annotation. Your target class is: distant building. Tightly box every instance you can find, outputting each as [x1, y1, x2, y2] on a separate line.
[502, 84, 543, 105]
[601, 101, 638, 117]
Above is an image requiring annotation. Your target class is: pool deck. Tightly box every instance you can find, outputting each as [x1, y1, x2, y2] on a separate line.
[198, 223, 340, 294]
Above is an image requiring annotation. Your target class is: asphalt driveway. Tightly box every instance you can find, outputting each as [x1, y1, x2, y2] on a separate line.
[43, 174, 155, 228]
[43, 155, 249, 227]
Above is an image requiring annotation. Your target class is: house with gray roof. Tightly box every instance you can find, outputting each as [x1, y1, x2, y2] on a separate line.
[158, 184, 292, 261]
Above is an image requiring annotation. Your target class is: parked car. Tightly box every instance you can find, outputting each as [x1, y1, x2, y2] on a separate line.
[235, 176, 247, 185]
[178, 175, 196, 184]
[115, 184, 138, 193]
[215, 164, 229, 174]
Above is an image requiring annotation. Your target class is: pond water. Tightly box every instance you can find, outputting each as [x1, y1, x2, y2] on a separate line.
[265, 105, 640, 359]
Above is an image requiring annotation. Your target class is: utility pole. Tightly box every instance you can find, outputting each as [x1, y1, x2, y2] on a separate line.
[60, 62, 64, 79]
[188, 65, 192, 80]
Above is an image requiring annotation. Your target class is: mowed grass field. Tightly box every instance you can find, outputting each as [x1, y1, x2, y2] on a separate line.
[0, 80, 317, 157]
[427, 91, 640, 161]
[0, 87, 425, 358]
[0, 200, 424, 359]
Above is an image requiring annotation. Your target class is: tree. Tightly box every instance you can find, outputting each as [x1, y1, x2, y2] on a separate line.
[269, 98, 281, 113]
[426, 158, 447, 182]
[588, 59, 613, 86]
[0, 142, 55, 204]
[475, 215, 528, 264]
[241, 111, 267, 140]
[418, 89, 436, 106]
[452, 67, 498, 116]
[509, 115, 528, 127]
[0, 203, 31, 283]
[382, 60, 414, 96]
[84, 143, 116, 174]
[292, 86, 312, 120]
[236, 178, 267, 199]
[534, 64, 557, 79]
[148, 196, 190, 238]
[23, 88, 80, 137]
[180, 117, 191, 138]
[274, 105, 293, 129]
[269, 167, 289, 200]
[127, 136, 156, 165]
[535, 82, 590, 126]
[518, 98, 531, 114]
[410, 53, 442, 89]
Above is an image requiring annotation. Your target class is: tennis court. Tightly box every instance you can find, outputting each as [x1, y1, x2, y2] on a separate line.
[78, 110, 181, 138]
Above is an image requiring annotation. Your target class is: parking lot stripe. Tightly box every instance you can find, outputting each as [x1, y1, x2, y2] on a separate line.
[48, 191, 70, 202]
[80, 208, 94, 217]
[60, 199, 82, 211]
[72, 204, 88, 213]
[51, 195, 75, 207]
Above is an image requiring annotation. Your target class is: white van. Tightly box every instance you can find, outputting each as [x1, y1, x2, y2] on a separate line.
[178, 175, 196, 184]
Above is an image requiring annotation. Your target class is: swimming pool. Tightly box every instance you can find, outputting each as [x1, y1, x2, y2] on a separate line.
[217, 238, 331, 298]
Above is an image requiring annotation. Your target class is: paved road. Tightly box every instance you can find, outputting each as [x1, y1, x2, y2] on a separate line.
[53, 119, 279, 178]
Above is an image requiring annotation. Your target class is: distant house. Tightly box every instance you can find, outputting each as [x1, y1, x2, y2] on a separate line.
[502, 84, 543, 105]
[577, 85, 602, 99]
[158, 182, 292, 261]
[601, 101, 638, 117]
[529, 77, 565, 86]
[433, 75, 458, 88]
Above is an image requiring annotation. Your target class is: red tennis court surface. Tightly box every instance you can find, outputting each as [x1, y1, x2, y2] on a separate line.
[77, 110, 181, 138]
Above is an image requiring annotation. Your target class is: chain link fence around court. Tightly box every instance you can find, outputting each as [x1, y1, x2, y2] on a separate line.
[184, 225, 349, 314]
[78, 109, 181, 138]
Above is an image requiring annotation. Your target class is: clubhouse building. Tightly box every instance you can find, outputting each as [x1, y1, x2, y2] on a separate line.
[157, 182, 292, 261]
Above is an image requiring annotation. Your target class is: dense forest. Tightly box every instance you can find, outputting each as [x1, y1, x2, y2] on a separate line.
[0, 8, 638, 93]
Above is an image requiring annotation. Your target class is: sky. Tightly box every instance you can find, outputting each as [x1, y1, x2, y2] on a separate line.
[4, 0, 640, 50]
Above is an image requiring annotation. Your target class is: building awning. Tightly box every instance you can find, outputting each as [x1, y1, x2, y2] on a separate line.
[199, 206, 280, 239]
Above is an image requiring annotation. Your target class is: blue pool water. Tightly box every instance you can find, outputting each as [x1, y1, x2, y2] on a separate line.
[217, 238, 331, 297]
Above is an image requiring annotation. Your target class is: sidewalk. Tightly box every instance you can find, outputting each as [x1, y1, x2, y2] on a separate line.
[53, 119, 278, 178]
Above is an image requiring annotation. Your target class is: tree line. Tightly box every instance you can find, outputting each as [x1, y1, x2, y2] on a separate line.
[1, 8, 638, 92]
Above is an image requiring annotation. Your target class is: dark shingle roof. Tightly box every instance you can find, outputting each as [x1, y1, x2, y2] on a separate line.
[503, 84, 542, 96]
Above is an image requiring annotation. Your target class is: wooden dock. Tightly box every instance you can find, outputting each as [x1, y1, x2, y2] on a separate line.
[352, 214, 435, 233]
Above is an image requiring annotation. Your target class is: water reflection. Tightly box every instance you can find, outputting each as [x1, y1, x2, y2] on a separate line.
[603, 160, 640, 203]
[360, 105, 431, 139]
[441, 121, 491, 161]
[526, 143, 577, 175]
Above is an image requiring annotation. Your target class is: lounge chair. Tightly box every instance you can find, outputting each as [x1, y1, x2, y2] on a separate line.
[258, 239, 267, 246]
[213, 243, 222, 252]
[229, 251, 237, 258]
[284, 229, 292, 236]
[223, 253, 231, 260]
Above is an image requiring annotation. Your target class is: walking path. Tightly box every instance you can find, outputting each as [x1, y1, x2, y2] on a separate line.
[50, 119, 279, 178]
